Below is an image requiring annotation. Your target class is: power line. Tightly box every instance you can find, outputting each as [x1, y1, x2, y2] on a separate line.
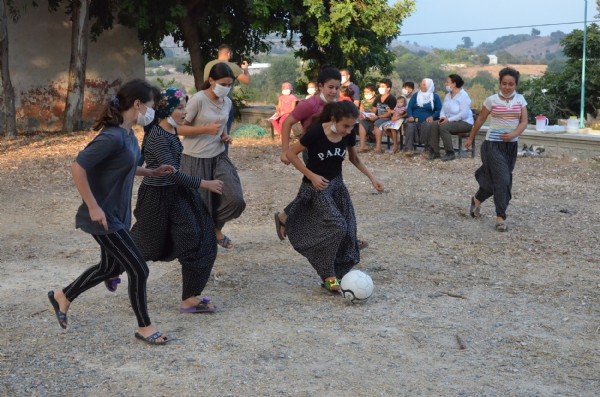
[398, 20, 600, 37]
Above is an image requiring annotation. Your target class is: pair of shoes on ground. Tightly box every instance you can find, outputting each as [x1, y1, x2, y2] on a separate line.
[427, 152, 456, 161]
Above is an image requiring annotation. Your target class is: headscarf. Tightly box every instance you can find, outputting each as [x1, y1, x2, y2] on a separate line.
[416, 78, 435, 109]
[155, 88, 186, 119]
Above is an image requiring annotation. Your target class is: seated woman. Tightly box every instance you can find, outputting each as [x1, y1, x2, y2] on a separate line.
[271, 82, 298, 138]
[428, 74, 474, 161]
[403, 78, 442, 157]
[380, 96, 407, 153]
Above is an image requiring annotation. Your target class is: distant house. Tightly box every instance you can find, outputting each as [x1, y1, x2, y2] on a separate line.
[2, 1, 144, 132]
[487, 55, 498, 65]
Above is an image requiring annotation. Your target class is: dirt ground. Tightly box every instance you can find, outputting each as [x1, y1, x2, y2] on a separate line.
[0, 130, 599, 396]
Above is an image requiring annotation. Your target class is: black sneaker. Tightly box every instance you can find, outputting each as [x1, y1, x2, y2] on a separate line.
[441, 153, 456, 162]
[427, 152, 441, 161]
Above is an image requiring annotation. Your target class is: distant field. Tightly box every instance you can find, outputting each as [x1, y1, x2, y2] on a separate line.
[459, 64, 548, 78]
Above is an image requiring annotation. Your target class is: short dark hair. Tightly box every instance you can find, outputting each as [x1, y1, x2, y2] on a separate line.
[317, 101, 359, 124]
[341, 85, 354, 98]
[365, 83, 377, 92]
[379, 78, 392, 89]
[448, 74, 465, 88]
[499, 67, 520, 85]
[403, 81, 414, 90]
[317, 67, 342, 86]
[218, 44, 232, 53]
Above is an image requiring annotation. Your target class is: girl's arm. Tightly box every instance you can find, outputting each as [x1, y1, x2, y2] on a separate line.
[285, 141, 330, 191]
[502, 105, 529, 141]
[177, 121, 222, 137]
[280, 114, 299, 165]
[348, 146, 384, 192]
[71, 162, 107, 231]
[464, 106, 491, 149]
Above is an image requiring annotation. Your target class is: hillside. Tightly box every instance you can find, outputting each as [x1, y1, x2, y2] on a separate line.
[503, 36, 562, 60]
[459, 64, 548, 79]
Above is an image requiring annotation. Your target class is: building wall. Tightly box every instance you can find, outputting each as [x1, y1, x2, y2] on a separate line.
[3, 3, 144, 131]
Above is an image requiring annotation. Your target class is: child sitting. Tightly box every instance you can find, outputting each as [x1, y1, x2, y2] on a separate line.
[380, 96, 407, 153]
[339, 85, 354, 102]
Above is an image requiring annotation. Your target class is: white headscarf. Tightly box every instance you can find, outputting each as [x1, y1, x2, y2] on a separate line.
[416, 78, 435, 109]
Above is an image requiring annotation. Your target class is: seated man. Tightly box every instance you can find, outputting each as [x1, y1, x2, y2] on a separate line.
[360, 78, 396, 153]
[357, 83, 377, 152]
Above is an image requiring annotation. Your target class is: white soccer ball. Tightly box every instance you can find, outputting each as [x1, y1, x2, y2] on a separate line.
[340, 270, 374, 303]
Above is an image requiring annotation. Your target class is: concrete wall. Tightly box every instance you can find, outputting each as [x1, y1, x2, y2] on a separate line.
[2, 2, 144, 131]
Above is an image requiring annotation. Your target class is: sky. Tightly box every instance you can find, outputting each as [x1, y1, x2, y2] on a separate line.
[397, 0, 599, 49]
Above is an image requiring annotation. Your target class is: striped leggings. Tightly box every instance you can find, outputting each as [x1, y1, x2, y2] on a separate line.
[474, 140, 518, 220]
[63, 229, 152, 327]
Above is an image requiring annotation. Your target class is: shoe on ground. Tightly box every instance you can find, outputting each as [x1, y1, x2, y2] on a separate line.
[441, 153, 456, 162]
[427, 152, 441, 161]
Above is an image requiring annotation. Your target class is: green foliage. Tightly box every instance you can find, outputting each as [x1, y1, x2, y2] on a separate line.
[242, 54, 301, 104]
[148, 77, 186, 93]
[478, 34, 532, 54]
[520, 23, 600, 123]
[531, 28, 541, 37]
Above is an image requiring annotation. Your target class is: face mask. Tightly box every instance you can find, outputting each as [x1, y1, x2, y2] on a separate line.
[364, 94, 374, 100]
[320, 92, 337, 104]
[213, 83, 231, 98]
[378, 87, 387, 95]
[341, 76, 348, 84]
[331, 122, 338, 134]
[282, 89, 291, 96]
[167, 116, 178, 128]
[137, 106, 155, 127]
[401, 88, 409, 96]
[445, 85, 452, 92]
[307, 87, 316, 95]
[500, 90, 515, 99]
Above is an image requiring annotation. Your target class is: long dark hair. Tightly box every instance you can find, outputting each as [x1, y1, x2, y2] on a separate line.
[309, 101, 359, 130]
[200, 62, 236, 91]
[93, 79, 154, 131]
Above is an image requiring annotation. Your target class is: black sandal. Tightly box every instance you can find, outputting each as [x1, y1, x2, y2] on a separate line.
[274, 212, 286, 240]
[48, 291, 68, 329]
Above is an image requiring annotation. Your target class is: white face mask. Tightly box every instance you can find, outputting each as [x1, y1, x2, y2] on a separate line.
[307, 87, 316, 95]
[331, 122, 338, 134]
[167, 116, 178, 128]
[500, 90, 515, 99]
[401, 88, 409, 96]
[378, 87, 387, 95]
[213, 83, 231, 98]
[137, 106, 155, 127]
[320, 92, 337, 104]
[341, 76, 348, 84]
[445, 85, 452, 92]
[282, 89, 291, 96]
[364, 94, 374, 101]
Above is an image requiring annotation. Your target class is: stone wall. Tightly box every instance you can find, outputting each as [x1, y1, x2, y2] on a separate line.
[2, 2, 144, 131]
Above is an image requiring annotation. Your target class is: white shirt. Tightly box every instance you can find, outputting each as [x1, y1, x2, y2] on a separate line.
[182, 90, 231, 159]
[440, 89, 473, 125]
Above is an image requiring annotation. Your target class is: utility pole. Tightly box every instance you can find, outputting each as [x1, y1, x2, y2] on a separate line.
[580, 0, 588, 128]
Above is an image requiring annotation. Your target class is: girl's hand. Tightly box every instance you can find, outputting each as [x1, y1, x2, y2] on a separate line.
[205, 121, 222, 135]
[426, 116, 433, 123]
[200, 179, 224, 194]
[500, 132, 516, 142]
[221, 134, 232, 145]
[371, 178, 384, 193]
[89, 206, 108, 231]
[310, 175, 330, 191]
[464, 138, 473, 149]
[152, 164, 176, 176]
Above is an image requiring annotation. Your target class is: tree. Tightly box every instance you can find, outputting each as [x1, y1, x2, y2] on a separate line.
[1, 0, 18, 139]
[460, 36, 473, 49]
[531, 28, 540, 37]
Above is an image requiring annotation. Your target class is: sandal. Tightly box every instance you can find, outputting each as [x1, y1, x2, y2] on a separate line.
[104, 277, 121, 292]
[274, 212, 286, 240]
[47, 291, 68, 329]
[495, 222, 508, 232]
[134, 331, 168, 346]
[180, 298, 216, 313]
[470, 197, 481, 218]
[217, 235, 234, 249]
[321, 277, 341, 293]
[358, 240, 368, 250]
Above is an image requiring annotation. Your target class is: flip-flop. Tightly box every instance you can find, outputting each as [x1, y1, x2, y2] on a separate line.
[217, 235, 234, 249]
[134, 331, 168, 345]
[274, 212, 286, 240]
[104, 277, 121, 292]
[495, 222, 508, 232]
[47, 291, 68, 329]
[180, 298, 216, 314]
[358, 240, 368, 250]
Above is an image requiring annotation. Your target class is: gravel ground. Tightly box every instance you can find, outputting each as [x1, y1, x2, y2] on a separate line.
[0, 131, 599, 396]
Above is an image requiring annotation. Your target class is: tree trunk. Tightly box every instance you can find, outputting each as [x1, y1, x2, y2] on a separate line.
[0, 0, 17, 139]
[179, 11, 204, 91]
[63, 0, 91, 132]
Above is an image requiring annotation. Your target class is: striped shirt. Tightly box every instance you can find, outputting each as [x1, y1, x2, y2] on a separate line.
[483, 93, 527, 142]
[142, 124, 201, 188]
